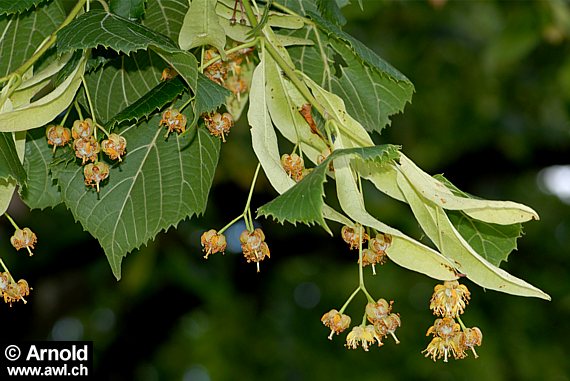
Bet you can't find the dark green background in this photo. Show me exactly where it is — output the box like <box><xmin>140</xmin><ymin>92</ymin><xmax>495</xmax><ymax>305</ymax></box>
<box><xmin>1</xmin><ymin>1</ymin><xmax>569</xmax><ymax>380</ymax></box>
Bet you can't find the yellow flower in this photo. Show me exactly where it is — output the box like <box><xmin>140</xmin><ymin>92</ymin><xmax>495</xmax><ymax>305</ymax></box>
<box><xmin>429</xmin><ymin>280</ymin><xmax>470</xmax><ymax>317</ymax></box>
<box><xmin>345</xmin><ymin>325</ymin><xmax>381</xmax><ymax>351</ymax></box>
<box><xmin>10</xmin><ymin>227</ymin><xmax>37</xmax><ymax>256</ymax></box>
<box><xmin>423</xmin><ymin>317</ymin><xmax>465</xmax><ymax>362</ymax></box>
<box><xmin>321</xmin><ymin>309</ymin><xmax>351</xmax><ymax>339</ymax></box>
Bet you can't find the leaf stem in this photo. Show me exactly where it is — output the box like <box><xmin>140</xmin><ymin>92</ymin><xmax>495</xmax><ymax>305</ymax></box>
<box><xmin>3</xmin><ymin>213</ymin><xmax>20</xmax><ymax>230</ymax></box>
<box><xmin>218</xmin><ymin>162</ymin><xmax>261</xmax><ymax>234</ymax></box>
<box><xmin>457</xmin><ymin>315</ymin><xmax>468</xmax><ymax>331</ymax></box>
<box><xmin>244</xmin><ymin>162</ymin><xmax>261</xmax><ymax>215</ymax></box>
<box><xmin>339</xmin><ymin>286</ymin><xmax>360</xmax><ymax>314</ymax></box>
<box><xmin>0</xmin><ymin>258</ymin><xmax>17</xmax><ymax>285</ymax></box>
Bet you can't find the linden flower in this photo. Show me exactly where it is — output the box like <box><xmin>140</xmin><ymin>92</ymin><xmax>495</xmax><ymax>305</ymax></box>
<box><xmin>101</xmin><ymin>133</ymin><xmax>127</xmax><ymax>161</ymax></box>
<box><xmin>374</xmin><ymin>313</ymin><xmax>401</xmax><ymax>344</ymax></box>
<box><xmin>460</xmin><ymin>327</ymin><xmax>483</xmax><ymax>358</ymax></box>
<box><xmin>84</xmin><ymin>162</ymin><xmax>110</xmax><ymax>192</ymax></box>
<box><xmin>2</xmin><ymin>277</ymin><xmax>31</xmax><ymax>306</ymax></box>
<box><xmin>160</xmin><ymin>109</ymin><xmax>187</xmax><ymax>136</ymax></box>
<box><xmin>74</xmin><ymin>136</ymin><xmax>100</xmax><ymax>165</ymax></box>
<box><xmin>281</xmin><ymin>153</ymin><xmax>305</xmax><ymax>182</ymax></box>
<box><xmin>240</xmin><ymin>229</ymin><xmax>270</xmax><ymax>272</ymax></box>
<box><xmin>46</xmin><ymin>125</ymin><xmax>72</xmax><ymax>152</ymax></box>
<box><xmin>345</xmin><ymin>325</ymin><xmax>383</xmax><ymax>351</ymax></box>
<box><xmin>204</xmin><ymin>49</ymin><xmax>228</xmax><ymax>85</ymax></box>
<box><xmin>10</xmin><ymin>227</ymin><xmax>37</xmax><ymax>256</ymax></box>
<box><xmin>423</xmin><ymin>317</ymin><xmax>463</xmax><ymax>362</ymax></box>
<box><xmin>204</xmin><ymin>112</ymin><xmax>234</xmax><ymax>142</ymax></box>
<box><xmin>71</xmin><ymin>118</ymin><xmax>95</xmax><ymax>140</ymax></box>
<box><xmin>341</xmin><ymin>225</ymin><xmax>368</xmax><ymax>250</ymax></box>
<box><xmin>321</xmin><ymin>309</ymin><xmax>351</xmax><ymax>339</ymax></box>
<box><xmin>161</xmin><ymin>67</ymin><xmax>177</xmax><ymax>81</ymax></box>
<box><xmin>226</xmin><ymin>76</ymin><xmax>248</xmax><ymax>102</ymax></box>
<box><xmin>366</xmin><ymin>298</ymin><xmax>392</xmax><ymax>323</ymax></box>
<box><xmin>200</xmin><ymin>229</ymin><xmax>227</xmax><ymax>259</ymax></box>
<box><xmin>430</xmin><ymin>280</ymin><xmax>471</xmax><ymax>318</ymax></box>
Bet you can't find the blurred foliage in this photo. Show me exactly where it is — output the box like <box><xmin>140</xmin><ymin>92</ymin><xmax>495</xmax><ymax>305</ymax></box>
<box><xmin>1</xmin><ymin>1</ymin><xmax>570</xmax><ymax>380</ymax></box>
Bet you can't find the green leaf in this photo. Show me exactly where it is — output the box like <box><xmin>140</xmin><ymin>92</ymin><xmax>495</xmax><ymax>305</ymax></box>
<box><xmin>0</xmin><ymin>56</ymin><xmax>86</xmax><ymax>132</ymax></box>
<box><xmin>308</xmin><ymin>12</ymin><xmax>414</xmax><ymax>133</ymax></box>
<box><xmin>395</xmin><ymin>170</ymin><xmax>549</xmax><ymax>299</ymax></box>
<box><xmin>105</xmin><ymin>77</ymin><xmax>186</xmax><ymax>129</ymax></box>
<box><xmin>448</xmin><ymin>211</ymin><xmax>521</xmax><ymax>267</ymax></box>
<box><xmin>330</xmin><ymin>41</ymin><xmax>414</xmax><ymax>133</ymax></box>
<box><xmin>178</xmin><ymin>0</ymin><xmax>226</xmax><ymax>58</ymax></box>
<box><xmin>110</xmin><ymin>0</ymin><xmax>147</xmax><ymax>20</ymax></box>
<box><xmin>82</xmin><ymin>51</ymin><xmax>162</xmax><ymax>124</ymax></box>
<box><xmin>142</xmin><ymin>0</ymin><xmax>188</xmax><ymax>42</ymax></box>
<box><xmin>0</xmin><ymin>0</ymin><xmax>65</xmax><ymax>76</ymax></box>
<box><xmin>316</xmin><ymin>0</ymin><xmax>346</xmax><ymax>26</ymax></box>
<box><xmin>0</xmin><ymin>132</ymin><xmax>26</xmax><ymax>184</ymax></box>
<box><xmin>258</xmin><ymin>145</ymin><xmax>399</xmax><ymax>229</ymax></box>
<box><xmin>0</xmin><ymin>0</ymin><xmax>51</xmax><ymax>15</ymax></box>
<box><xmin>0</xmin><ymin>131</ymin><xmax>25</xmax><ymax>215</ymax></box>
<box><xmin>54</xmin><ymin>118</ymin><xmax>220</xmax><ymax>279</ymax></box>
<box><xmin>57</xmin><ymin>9</ymin><xmax>178</xmax><ymax>55</ymax></box>
<box><xmin>153</xmin><ymin>49</ymin><xmax>198</xmax><ymax>91</ymax></box>
<box><xmin>19</xmin><ymin>128</ymin><xmax>62</xmax><ymax>209</ymax></box>
<box><xmin>195</xmin><ymin>74</ymin><xmax>230</xmax><ymax>116</ymax></box>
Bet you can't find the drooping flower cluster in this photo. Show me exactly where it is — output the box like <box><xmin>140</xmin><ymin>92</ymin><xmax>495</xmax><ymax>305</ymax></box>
<box><xmin>240</xmin><ymin>228</ymin><xmax>270</xmax><ymax>272</ymax></box>
<box><xmin>200</xmin><ymin>229</ymin><xmax>227</xmax><ymax>259</ymax></box>
<box><xmin>203</xmin><ymin>112</ymin><xmax>234</xmax><ymax>142</ymax></box>
<box><xmin>423</xmin><ymin>281</ymin><xmax>482</xmax><ymax>362</ymax></box>
<box><xmin>366</xmin><ymin>298</ymin><xmax>401</xmax><ymax>345</ymax></box>
<box><xmin>10</xmin><ymin>227</ymin><xmax>37</xmax><ymax>256</ymax></box>
<box><xmin>72</xmin><ymin>119</ymin><xmax>99</xmax><ymax>165</ymax></box>
<box><xmin>0</xmin><ymin>272</ymin><xmax>31</xmax><ymax>306</ymax></box>
<box><xmin>48</xmin><ymin>117</ymin><xmax>124</xmax><ymax>193</ymax></box>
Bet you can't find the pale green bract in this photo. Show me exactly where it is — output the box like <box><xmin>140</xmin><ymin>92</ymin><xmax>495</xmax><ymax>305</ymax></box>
<box><xmin>179</xmin><ymin>0</ymin><xmax>227</xmax><ymax>59</ymax></box>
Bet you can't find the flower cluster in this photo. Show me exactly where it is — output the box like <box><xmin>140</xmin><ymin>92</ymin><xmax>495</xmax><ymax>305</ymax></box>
<box><xmin>366</xmin><ymin>298</ymin><xmax>401</xmax><ymax>344</ymax></box>
<box><xmin>0</xmin><ymin>272</ymin><xmax>31</xmax><ymax>306</ymax></box>
<box><xmin>423</xmin><ymin>281</ymin><xmax>482</xmax><ymax>362</ymax></box>
<box><xmin>10</xmin><ymin>227</ymin><xmax>37</xmax><ymax>256</ymax></box>
<box><xmin>321</xmin><ymin>298</ymin><xmax>401</xmax><ymax>351</ymax></box>
<box><xmin>240</xmin><ymin>228</ymin><xmax>270</xmax><ymax>272</ymax></box>
<box><xmin>203</xmin><ymin>112</ymin><xmax>234</xmax><ymax>142</ymax></box>
<box><xmin>47</xmin><ymin>117</ymin><xmax>126</xmax><ymax>193</ymax></box>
